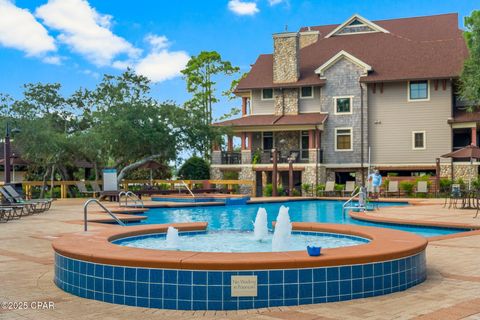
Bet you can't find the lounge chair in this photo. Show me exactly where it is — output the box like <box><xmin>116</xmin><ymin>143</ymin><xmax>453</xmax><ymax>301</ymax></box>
<box><xmin>75</xmin><ymin>181</ymin><xmax>96</xmax><ymax>197</ymax></box>
<box><xmin>385</xmin><ymin>181</ymin><xmax>399</xmax><ymax>197</ymax></box>
<box><xmin>3</xmin><ymin>185</ymin><xmax>52</xmax><ymax>210</ymax></box>
<box><xmin>342</xmin><ymin>181</ymin><xmax>356</xmax><ymax>197</ymax></box>
<box><xmin>324</xmin><ymin>181</ymin><xmax>336</xmax><ymax>196</ymax></box>
<box><xmin>0</xmin><ymin>187</ymin><xmax>42</xmax><ymax>214</ymax></box>
<box><xmin>90</xmin><ymin>181</ymin><xmax>102</xmax><ymax>197</ymax></box>
<box><xmin>415</xmin><ymin>181</ymin><xmax>429</xmax><ymax>197</ymax></box>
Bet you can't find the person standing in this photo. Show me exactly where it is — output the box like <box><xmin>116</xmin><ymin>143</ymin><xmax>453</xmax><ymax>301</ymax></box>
<box><xmin>368</xmin><ymin>170</ymin><xmax>382</xmax><ymax>198</ymax></box>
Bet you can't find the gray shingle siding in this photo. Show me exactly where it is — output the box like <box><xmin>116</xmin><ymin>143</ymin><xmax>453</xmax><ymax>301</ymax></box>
<box><xmin>320</xmin><ymin>59</ymin><xmax>368</xmax><ymax>165</ymax></box>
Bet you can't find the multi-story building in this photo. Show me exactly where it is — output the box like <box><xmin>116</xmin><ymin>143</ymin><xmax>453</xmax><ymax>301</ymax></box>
<box><xmin>212</xmin><ymin>13</ymin><xmax>474</xmax><ymax>195</ymax></box>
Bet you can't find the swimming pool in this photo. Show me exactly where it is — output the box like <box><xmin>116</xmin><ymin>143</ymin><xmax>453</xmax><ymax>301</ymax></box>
<box><xmin>134</xmin><ymin>200</ymin><xmax>467</xmax><ymax>238</ymax></box>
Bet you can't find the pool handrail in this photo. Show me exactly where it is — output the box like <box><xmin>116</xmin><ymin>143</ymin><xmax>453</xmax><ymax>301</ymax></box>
<box><xmin>83</xmin><ymin>198</ymin><xmax>126</xmax><ymax>231</ymax></box>
<box><xmin>181</xmin><ymin>180</ymin><xmax>196</xmax><ymax>198</ymax></box>
<box><xmin>118</xmin><ymin>191</ymin><xmax>144</xmax><ymax>208</ymax></box>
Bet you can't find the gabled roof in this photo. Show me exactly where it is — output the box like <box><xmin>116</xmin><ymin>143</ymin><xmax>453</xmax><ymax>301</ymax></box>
<box><xmin>324</xmin><ymin>14</ymin><xmax>390</xmax><ymax>38</ymax></box>
<box><xmin>236</xmin><ymin>13</ymin><xmax>468</xmax><ymax>91</ymax></box>
<box><xmin>314</xmin><ymin>50</ymin><xmax>372</xmax><ymax>77</ymax></box>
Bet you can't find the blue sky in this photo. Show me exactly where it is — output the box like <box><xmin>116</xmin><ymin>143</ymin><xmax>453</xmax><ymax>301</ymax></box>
<box><xmin>0</xmin><ymin>0</ymin><xmax>478</xmax><ymax>119</ymax></box>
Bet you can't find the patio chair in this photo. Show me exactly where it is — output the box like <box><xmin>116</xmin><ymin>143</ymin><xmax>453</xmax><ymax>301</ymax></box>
<box><xmin>3</xmin><ymin>185</ymin><xmax>52</xmax><ymax>210</ymax></box>
<box><xmin>444</xmin><ymin>184</ymin><xmax>462</xmax><ymax>209</ymax></box>
<box><xmin>415</xmin><ymin>181</ymin><xmax>429</xmax><ymax>197</ymax></box>
<box><xmin>75</xmin><ymin>181</ymin><xmax>96</xmax><ymax>197</ymax></box>
<box><xmin>385</xmin><ymin>181</ymin><xmax>400</xmax><ymax>197</ymax></box>
<box><xmin>324</xmin><ymin>181</ymin><xmax>336</xmax><ymax>196</ymax></box>
<box><xmin>342</xmin><ymin>181</ymin><xmax>356</xmax><ymax>197</ymax></box>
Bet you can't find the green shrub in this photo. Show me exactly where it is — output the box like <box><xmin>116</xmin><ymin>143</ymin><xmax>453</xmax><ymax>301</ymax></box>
<box><xmin>387</xmin><ymin>172</ymin><xmax>399</xmax><ymax>177</ymax></box>
<box><xmin>291</xmin><ymin>189</ymin><xmax>301</xmax><ymax>196</ymax></box>
<box><xmin>472</xmin><ymin>176</ymin><xmax>480</xmax><ymax>190</ymax></box>
<box><xmin>439</xmin><ymin>178</ymin><xmax>453</xmax><ymax>192</ymax></box>
<box><xmin>399</xmin><ymin>181</ymin><xmax>415</xmax><ymax>196</ymax></box>
<box><xmin>456</xmin><ymin>178</ymin><xmax>466</xmax><ymax>190</ymax></box>
<box><xmin>316</xmin><ymin>184</ymin><xmax>325</xmax><ymax>196</ymax></box>
<box><xmin>251</xmin><ymin>150</ymin><xmax>261</xmax><ymax>165</ymax></box>
<box><xmin>334</xmin><ymin>184</ymin><xmax>345</xmax><ymax>191</ymax></box>
<box><xmin>263</xmin><ymin>184</ymin><xmax>273</xmax><ymax>196</ymax></box>
<box><xmin>178</xmin><ymin>156</ymin><xmax>210</xmax><ymax>180</ymax></box>
<box><xmin>302</xmin><ymin>183</ymin><xmax>312</xmax><ymax>196</ymax></box>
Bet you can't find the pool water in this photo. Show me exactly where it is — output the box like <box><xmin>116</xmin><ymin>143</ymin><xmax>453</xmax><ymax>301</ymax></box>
<box><xmin>134</xmin><ymin>200</ymin><xmax>468</xmax><ymax>238</ymax></box>
<box><xmin>114</xmin><ymin>230</ymin><xmax>369</xmax><ymax>253</ymax></box>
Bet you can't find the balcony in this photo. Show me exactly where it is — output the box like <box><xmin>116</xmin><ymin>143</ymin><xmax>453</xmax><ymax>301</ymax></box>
<box><xmin>220</xmin><ymin>151</ymin><xmax>241</xmax><ymax>164</ymax></box>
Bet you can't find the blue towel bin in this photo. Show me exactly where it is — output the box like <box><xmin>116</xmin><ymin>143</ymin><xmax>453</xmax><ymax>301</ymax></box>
<box><xmin>307</xmin><ymin>246</ymin><xmax>321</xmax><ymax>256</ymax></box>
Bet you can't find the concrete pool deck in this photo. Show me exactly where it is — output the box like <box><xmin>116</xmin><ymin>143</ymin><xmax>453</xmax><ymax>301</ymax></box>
<box><xmin>2</xmin><ymin>198</ymin><xmax>480</xmax><ymax>319</ymax></box>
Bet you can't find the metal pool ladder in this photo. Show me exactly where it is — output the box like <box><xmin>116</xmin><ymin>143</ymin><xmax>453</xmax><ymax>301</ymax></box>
<box><xmin>83</xmin><ymin>198</ymin><xmax>126</xmax><ymax>231</ymax></box>
<box><xmin>342</xmin><ymin>187</ymin><xmax>366</xmax><ymax>217</ymax></box>
<box><xmin>118</xmin><ymin>191</ymin><xmax>144</xmax><ymax>208</ymax></box>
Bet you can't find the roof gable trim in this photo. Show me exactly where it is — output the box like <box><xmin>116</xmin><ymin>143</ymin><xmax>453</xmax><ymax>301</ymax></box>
<box><xmin>324</xmin><ymin>14</ymin><xmax>390</xmax><ymax>38</ymax></box>
<box><xmin>314</xmin><ymin>50</ymin><xmax>372</xmax><ymax>77</ymax></box>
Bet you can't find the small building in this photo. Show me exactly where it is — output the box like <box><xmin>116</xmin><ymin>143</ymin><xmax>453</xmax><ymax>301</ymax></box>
<box><xmin>213</xmin><ymin>13</ymin><xmax>475</xmax><ymax>195</ymax></box>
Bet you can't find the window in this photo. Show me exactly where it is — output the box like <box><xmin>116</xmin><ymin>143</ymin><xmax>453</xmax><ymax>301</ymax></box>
<box><xmin>263</xmin><ymin>132</ymin><xmax>273</xmax><ymax>150</ymax></box>
<box><xmin>300</xmin><ymin>86</ymin><xmax>313</xmax><ymax>99</ymax></box>
<box><xmin>301</xmin><ymin>131</ymin><xmax>309</xmax><ymax>159</ymax></box>
<box><xmin>261</xmin><ymin>88</ymin><xmax>273</xmax><ymax>100</ymax></box>
<box><xmin>334</xmin><ymin>97</ymin><xmax>352</xmax><ymax>114</ymax></box>
<box><xmin>335</xmin><ymin>128</ymin><xmax>352</xmax><ymax>151</ymax></box>
<box><xmin>409</xmin><ymin>81</ymin><xmax>429</xmax><ymax>101</ymax></box>
<box><xmin>412</xmin><ymin>131</ymin><xmax>426</xmax><ymax>150</ymax></box>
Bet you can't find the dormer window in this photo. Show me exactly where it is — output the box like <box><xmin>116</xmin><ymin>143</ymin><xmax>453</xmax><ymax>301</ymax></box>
<box><xmin>325</xmin><ymin>14</ymin><xmax>390</xmax><ymax>38</ymax></box>
<box><xmin>261</xmin><ymin>88</ymin><xmax>274</xmax><ymax>100</ymax></box>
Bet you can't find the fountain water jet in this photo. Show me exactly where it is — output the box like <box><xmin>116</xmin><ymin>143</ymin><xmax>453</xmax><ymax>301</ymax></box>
<box><xmin>166</xmin><ymin>226</ymin><xmax>180</xmax><ymax>249</ymax></box>
<box><xmin>272</xmin><ymin>205</ymin><xmax>292</xmax><ymax>251</ymax></box>
<box><xmin>253</xmin><ymin>208</ymin><xmax>268</xmax><ymax>241</ymax></box>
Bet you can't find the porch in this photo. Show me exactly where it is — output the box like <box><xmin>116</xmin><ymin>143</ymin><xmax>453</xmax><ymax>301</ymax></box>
<box><xmin>213</xmin><ymin>130</ymin><xmax>324</xmax><ymax>165</ymax></box>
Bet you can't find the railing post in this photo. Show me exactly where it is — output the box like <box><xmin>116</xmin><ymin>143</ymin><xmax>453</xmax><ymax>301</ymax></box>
<box><xmin>61</xmin><ymin>184</ymin><xmax>67</xmax><ymax>198</ymax></box>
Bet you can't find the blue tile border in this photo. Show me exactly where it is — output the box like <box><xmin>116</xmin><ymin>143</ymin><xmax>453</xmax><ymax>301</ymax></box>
<box><xmin>54</xmin><ymin>250</ymin><xmax>427</xmax><ymax>311</ymax></box>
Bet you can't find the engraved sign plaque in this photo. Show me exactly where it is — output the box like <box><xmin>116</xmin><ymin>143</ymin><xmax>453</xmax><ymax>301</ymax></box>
<box><xmin>231</xmin><ymin>275</ymin><xmax>258</xmax><ymax>297</ymax></box>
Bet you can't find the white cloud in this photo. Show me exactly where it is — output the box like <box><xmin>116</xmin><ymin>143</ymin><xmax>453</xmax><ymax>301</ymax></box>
<box><xmin>35</xmin><ymin>0</ymin><xmax>140</xmax><ymax>66</ymax></box>
<box><xmin>268</xmin><ymin>0</ymin><xmax>283</xmax><ymax>5</ymax></box>
<box><xmin>42</xmin><ymin>55</ymin><xmax>62</xmax><ymax>65</ymax></box>
<box><xmin>0</xmin><ymin>0</ymin><xmax>56</xmax><ymax>56</ymax></box>
<box><xmin>228</xmin><ymin>0</ymin><xmax>259</xmax><ymax>16</ymax></box>
<box><xmin>113</xmin><ymin>35</ymin><xmax>190</xmax><ymax>83</ymax></box>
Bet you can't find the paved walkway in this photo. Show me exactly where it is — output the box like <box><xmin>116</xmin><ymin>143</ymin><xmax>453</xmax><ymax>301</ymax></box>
<box><xmin>1</xmin><ymin>198</ymin><xmax>480</xmax><ymax>319</ymax></box>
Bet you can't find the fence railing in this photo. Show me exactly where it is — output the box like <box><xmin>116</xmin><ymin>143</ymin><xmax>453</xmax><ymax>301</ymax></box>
<box><xmin>18</xmin><ymin>179</ymin><xmax>255</xmax><ymax>199</ymax></box>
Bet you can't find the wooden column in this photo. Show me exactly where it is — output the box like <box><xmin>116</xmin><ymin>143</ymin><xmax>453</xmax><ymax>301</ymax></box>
<box><xmin>242</xmin><ymin>97</ymin><xmax>248</xmax><ymax>116</ymax></box>
<box><xmin>308</xmin><ymin>130</ymin><xmax>315</xmax><ymax>149</ymax></box>
<box><xmin>241</xmin><ymin>133</ymin><xmax>246</xmax><ymax>150</ymax></box>
<box><xmin>288</xmin><ymin>159</ymin><xmax>294</xmax><ymax>196</ymax></box>
<box><xmin>227</xmin><ymin>135</ymin><xmax>233</xmax><ymax>151</ymax></box>
<box><xmin>272</xmin><ymin>148</ymin><xmax>278</xmax><ymax>197</ymax></box>
<box><xmin>472</xmin><ymin>127</ymin><xmax>477</xmax><ymax>146</ymax></box>
<box><xmin>247</xmin><ymin>132</ymin><xmax>253</xmax><ymax>150</ymax></box>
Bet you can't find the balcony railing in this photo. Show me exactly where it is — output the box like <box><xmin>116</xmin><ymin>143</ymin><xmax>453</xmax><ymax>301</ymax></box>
<box><xmin>252</xmin><ymin>149</ymin><xmax>323</xmax><ymax>164</ymax></box>
<box><xmin>220</xmin><ymin>151</ymin><xmax>241</xmax><ymax>164</ymax></box>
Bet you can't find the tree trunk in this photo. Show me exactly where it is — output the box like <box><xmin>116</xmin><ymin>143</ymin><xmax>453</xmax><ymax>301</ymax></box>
<box><xmin>117</xmin><ymin>154</ymin><xmax>164</xmax><ymax>183</ymax></box>
<box><xmin>50</xmin><ymin>164</ymin><xmax>56</xmax><ymax>198</ymax></box>
<box><xmin>40</xmin><ymin>166</ymin><xmax>50</xmax><ymax>199</ymax></box>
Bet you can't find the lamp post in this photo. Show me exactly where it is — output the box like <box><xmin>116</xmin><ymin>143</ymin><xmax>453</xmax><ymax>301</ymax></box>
<box><xmin>3</xmin><ymin>123</ymin><xmax>20</xmax><ymax>184</ymax></box>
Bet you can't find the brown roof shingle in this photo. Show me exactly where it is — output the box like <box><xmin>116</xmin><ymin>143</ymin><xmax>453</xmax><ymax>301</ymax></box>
<box><xmin>213</xmin><ymin>113</ymin><xmax>327</xmax><ymax>127</ymax></box>
<box><xmin>237</xmin><ymin>13</ymin><xmax>468</xmax><ymax>91</ymax></box>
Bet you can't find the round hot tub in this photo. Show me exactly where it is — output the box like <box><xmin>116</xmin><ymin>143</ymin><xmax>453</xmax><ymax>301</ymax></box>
<box><xmin>113</xmin><ymin>230</ymin><xmax>370</xmax><ymax>252</ymax></box>
<box><xmin>53</xmin><ymin>222</ymin><xmax>427</xmax><ymax>310</ymax></box>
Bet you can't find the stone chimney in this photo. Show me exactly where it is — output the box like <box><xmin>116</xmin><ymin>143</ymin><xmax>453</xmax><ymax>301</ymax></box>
<box><xmin>299</xmin><ymin>29</ymin><xmax>319</xmax><ymax>48</ymax></box>
<box><xmin>273</xmin><ymin>32</ymin><xmax>299</xmax><ymax>84</ymax></box>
